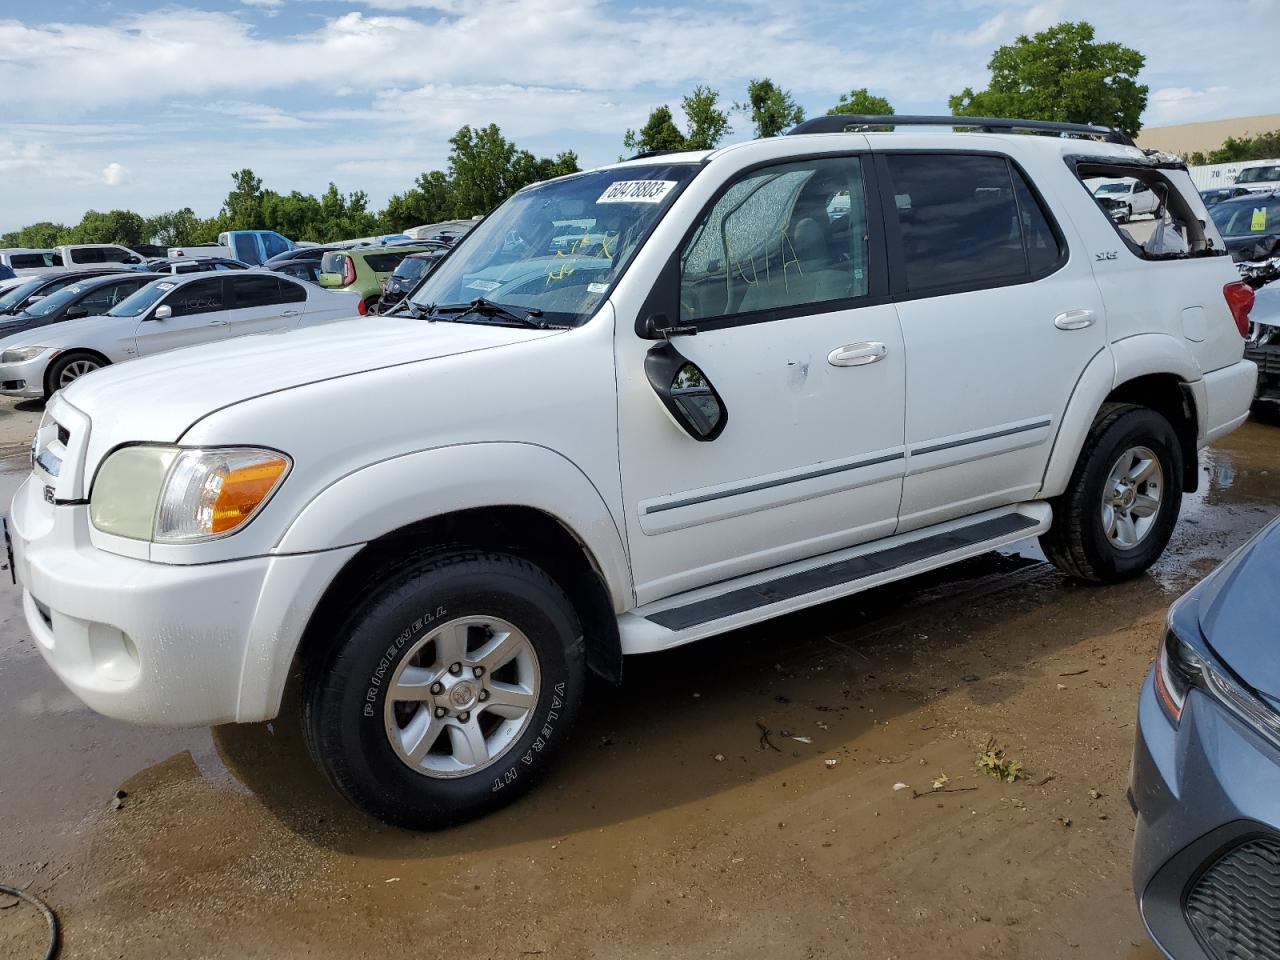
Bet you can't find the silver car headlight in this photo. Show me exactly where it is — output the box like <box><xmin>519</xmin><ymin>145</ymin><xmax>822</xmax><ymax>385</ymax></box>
<box><xmin>90</xmin><ymin>445</ymin><xmax>291</xmax><ymax>542</ymax></box>
<box><xmin>2</xmin><ymin>346</ymin><xmax>48</xmax><ymax>363</ymax></box>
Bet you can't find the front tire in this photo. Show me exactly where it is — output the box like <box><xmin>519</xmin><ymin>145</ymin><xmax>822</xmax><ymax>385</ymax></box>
<box><xmin>303</xmin><ymin>551</ymin><xmax>585</xmax><ymax>828</ymax></box>
<box><xmin>45</xmin><ymin>351</ymin><xmax>105</xmax><ymax>397</ymax></box>
<box><xmin>1040</xmin><ymin>403</ymin><xmax>1182</xmax><ymax>583</ymax></box>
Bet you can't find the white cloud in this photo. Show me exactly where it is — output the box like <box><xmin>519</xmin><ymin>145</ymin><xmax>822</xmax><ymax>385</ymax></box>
<box><xmin>101</xmin><ymin>162</ymin><xmax>127</xmax><ymax>186</ymax></box>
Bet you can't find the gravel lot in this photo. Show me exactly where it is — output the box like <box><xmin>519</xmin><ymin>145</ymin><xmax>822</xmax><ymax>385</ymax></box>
<box><xmin>1</xmin><ymin>399</ymin><xmax>1277</xmax><ymax>960</ymax></box>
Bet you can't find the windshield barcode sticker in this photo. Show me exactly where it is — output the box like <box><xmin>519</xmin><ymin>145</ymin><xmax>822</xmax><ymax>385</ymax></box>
<box><xmin>465</xmin><ymin>279</ymin><xmax>500</xmax><ymax>292</ymax></box>
<box><xmin>597</xmin><ymin>180</ymin><xmax>676</xmax><ymax>204</ymax></box>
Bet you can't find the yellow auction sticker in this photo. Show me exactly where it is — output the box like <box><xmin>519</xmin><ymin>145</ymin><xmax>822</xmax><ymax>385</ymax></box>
<box><xmin>1252</xmin><ymin>207</ymin><xmax>1268</xmax><ymax>231</ymax></box>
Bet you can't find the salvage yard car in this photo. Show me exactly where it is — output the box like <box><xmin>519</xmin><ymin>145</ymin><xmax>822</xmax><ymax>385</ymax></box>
<box><xmin>1212</xmin><ymin>190</ymin><xmax>1280</xmax><ymax>287</ymax></box>
<box><xmin>1094</xmin><ymin>177</ymin><xmax>1160</xmax><ymax>222</ymax></box>
<box><xmin>1131</xmin><ymin>511</ymin><xmax>1280</xmax><ymax>959</ymax></box>
<box><xmin>9</xmin><ymin>115</ymin><xmax>1257</xmax><ymax>829</ymax></box>
<box><xmin>317</xmin><ymin>243</ymin><xmax>440</xmax><ymax>312</ymax></box>
<box><xmin>0</xmin><ymin>270</ymin><xmax>362</xmax><ymax>398</ymax></box>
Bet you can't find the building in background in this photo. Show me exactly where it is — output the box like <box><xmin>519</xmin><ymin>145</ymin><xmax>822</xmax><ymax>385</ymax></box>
<box><xmin>1137</xmin><ymin>114</ymin><xmax>1280</xmax><ymax>189</ymax></box>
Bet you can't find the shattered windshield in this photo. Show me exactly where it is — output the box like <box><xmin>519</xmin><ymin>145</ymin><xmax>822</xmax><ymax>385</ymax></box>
<box><xmin>409</xmin><ymin>164</ymin><xmax>697</xmax><ymax>326</ymax></box>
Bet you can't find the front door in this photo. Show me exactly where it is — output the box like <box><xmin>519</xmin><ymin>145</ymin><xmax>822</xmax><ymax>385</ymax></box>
<box><xmin>616</xmin><ymin>154</ymin><xmax>907</xmax><ymax>604</ymax></box>
<box><xmin>136</xmin><ymin>277</ymin><xmax>231</xmax><ymax>356</ymax></box>
<box><xmin>876</xmin><ymin>151</ymin><xmax>1107</xmax><ymax>532</ymax></box>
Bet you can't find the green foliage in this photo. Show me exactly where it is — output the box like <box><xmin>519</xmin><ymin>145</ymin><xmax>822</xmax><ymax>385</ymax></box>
<box><xmin>682</xmin><ymin>85</ymin><xmax>732</xmax><ymax>150</ymax></box>
<box><xmin>0</xmin><ymin>221</ymin><xmax>67</xmax><ymax>248</ymax></box>
<box><xmin>624</xmin><ymin>105</ymin><xmax>688</xmax><ymax>155</ymax></box>
<box><xmin>143</xmin><ymin>207</ymin><xmax>202</xmax><ymax>246</ymax></box>
<box><xmin>949</xmin><ymin>21</ymin><xmax>1147</xmax><ymax>137</ymax></box>
<box><xmin>976</xmin><ymin>741</ymin><xmax>1023</xmax><ymax>783</ymax></box>
<box><xmin>447</xmin><ymin>125</ymin><xmax>581</xmax><ymax>218</ymax></box>
<box><xmin>1188</xmin><ymin>129</ymin><xmax>1280</xmax><ymax>166</ymax></box>
<box><xmin>830</xmin><ymin>88</ymin><xmax>895</xmax><ymax>117</ymax></box>
<box><xmin>738</xmin><ymin>78</ymin><xmax>805</xmax><ymax>138</ymax></box>
<box><xmin>624</xmin><ymin>87</ymin><xmax>731</xmax><ymax>155</ymax></box>
<box><xmin>60</xmin><ymin>209</ymin><xmax>149</xmax><ymax>246</ymax></box>
<box><xmin>380</xmin><ymin>170</ymin><xmax>457</xmax><ymax>233</ymax></box>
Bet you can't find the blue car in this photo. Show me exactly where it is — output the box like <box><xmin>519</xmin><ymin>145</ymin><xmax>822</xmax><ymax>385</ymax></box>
<box><xmin>1131</xmin><ymin>512</ymin><xmax>1280</xmax><ymax>958</ymax></box>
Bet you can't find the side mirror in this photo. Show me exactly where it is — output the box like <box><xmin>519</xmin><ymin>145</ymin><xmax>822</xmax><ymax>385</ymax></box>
<box><xmin>644</xmin><ymin>340</ymin><xmax>727</xmax><ymax>442</ymax></box>
<box><xmin>65</xmin><ymin>306</ymin><xmax>89</xmax><ymax>320</ymax></box>
<box><xmin>153</xmin><ymin>304</ymin><xmax>172</xmax><ymax>321</ymax></box>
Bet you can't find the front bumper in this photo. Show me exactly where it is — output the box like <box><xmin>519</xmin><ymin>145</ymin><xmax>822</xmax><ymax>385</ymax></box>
<box><xmin>0</xmin><ymin>353</ymin><xmax>53</xmax><ymax>398</ymax></box>
<box><xmin>9</xmin><ymin>472</ymin><xmax>360</xmax><ymax>726</ymax></box>
<box><xmin>1131</xmin><ymin>669</ymin><xmax>1280</xmax><ymax>958</ymax></box>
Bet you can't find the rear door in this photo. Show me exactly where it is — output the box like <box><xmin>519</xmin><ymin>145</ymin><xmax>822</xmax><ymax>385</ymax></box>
<box><xmin>878</xmin><ymin>151</ymin><xmax>1105</xmax><ymax>533</ymax></box>
<box><xmin>227</xmin><ymin>231</ymin><xmax>264</xmax><ymax>266</ymax></box>
<box><xmin>135</xmin><ymin>277</ymin><xmax>231</xmax><ymax>355</ymax></box>
<box><xmin>224</xmin><ymin>274</ymin><xmax>302</xmax><ymax>335</ymax></box>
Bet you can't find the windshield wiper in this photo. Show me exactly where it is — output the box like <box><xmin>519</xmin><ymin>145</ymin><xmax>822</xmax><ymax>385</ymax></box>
<box><xmin>422</xmin><ymin>298</ymin><xmax>560</xmax><ymax>329</ymax></box>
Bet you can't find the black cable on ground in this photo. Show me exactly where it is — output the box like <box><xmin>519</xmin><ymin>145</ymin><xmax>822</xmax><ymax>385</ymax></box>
<box><xmin>0</xmin><ymin>882</ymin><xmax>59</xmax><ymax>960</ymax></box>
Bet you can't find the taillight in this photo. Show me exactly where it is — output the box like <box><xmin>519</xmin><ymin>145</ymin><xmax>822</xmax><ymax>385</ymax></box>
<box><xmin>342</xmin><ymin>256</ymin><xmax>356</xmax><ymax>287</ymax></box>
<box><xmin>356</xmin><ymin>297</ymin><xmax>368</xmax><ymax>316</ymax></box>
<box><xmin>1223</xmin><ymin>281</ymin><xmax>1255</xmax><ymax>337</ymax></box>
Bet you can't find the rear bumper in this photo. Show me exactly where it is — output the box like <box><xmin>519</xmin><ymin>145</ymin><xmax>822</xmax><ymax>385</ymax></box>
<box><xmin>1196</xmin><ymin>359</ymin><xmax>1257</xmax><ymax>445</ymax></box>
<box><xmin>1131</xmin><ymin>670</ymin><xmax>1280</xmax><ymax>959</ymax></box>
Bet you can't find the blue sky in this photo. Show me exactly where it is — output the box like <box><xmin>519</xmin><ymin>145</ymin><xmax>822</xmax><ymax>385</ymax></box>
<box><xmin>1</xmin><ymin>0</ymin><xmax>1276</xmax><ymax>232</ymax></box>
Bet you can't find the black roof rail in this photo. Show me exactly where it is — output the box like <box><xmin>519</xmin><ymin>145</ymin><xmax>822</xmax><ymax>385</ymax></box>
<box><xmin>787</xmin><ymin>114</ymin><xmax>1135</xmax><ymax>147</ymax></box>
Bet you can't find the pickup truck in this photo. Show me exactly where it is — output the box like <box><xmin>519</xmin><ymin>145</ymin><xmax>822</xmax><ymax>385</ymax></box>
<box><xmin>168</xmin><ymin>230</ymin><xmax>294</xmax><ymax>267</ymax></box>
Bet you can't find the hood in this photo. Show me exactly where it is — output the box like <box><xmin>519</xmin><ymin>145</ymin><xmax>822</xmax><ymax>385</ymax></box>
<box><xmin>1197</xmin><ymin>514</ymin><xmax>1280</xmax><ymax>701</ymax></box>
<box><xmin>60</xmin><ymin>315</ymin><xmax>560</xmax><ymax>463</ymax></box>
<box><xmin>0</xmin><ymin>311</ymin><xmax>69</xmax><ymax>341</ymax></box>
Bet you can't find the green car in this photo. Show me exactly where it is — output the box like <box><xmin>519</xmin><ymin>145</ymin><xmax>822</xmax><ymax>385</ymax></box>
<box><xmin>318</xmin><ymin>245</ymin><xmax>442</xmax><ymax>311</ymax></box>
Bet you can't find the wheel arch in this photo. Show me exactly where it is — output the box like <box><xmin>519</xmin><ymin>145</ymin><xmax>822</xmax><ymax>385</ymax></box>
<box><xmin>44</xmin><ymin>348</ymin><xmax>111</xmax><ymax>397</ymax></box>
<box><xmin>276</xmin><ymin>443</ymin><xmax>633</xmax><ymax>689</ymax></box>
<box><xmin>1040</xmin><ymin>338</ymin><xmax>1202</xmax><ymax>498</ymax></box>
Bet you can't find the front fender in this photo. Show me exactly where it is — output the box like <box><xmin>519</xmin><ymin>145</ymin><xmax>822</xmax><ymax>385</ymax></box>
<box><xmin>274</xmin><ymin>441</ymin><xmax>634</xmax><ymax>611</ymax></box>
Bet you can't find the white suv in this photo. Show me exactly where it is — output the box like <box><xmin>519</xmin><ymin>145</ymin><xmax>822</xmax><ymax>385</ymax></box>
<box><xmin>9</xmin><ymin>116</ymin><xmax>1258</xmax><ymax>827</ymax></box>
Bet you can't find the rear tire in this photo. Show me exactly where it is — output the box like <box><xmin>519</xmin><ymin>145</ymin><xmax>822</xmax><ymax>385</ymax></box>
<box><xmin>1040</xmin><ymin>403</ymin><xmax>1182</xmax><ymax>583</ymax></box>
<box><xmin>303</xmin><ymin>551</ymin><xmax>585</xmax><ymax>828</ymax></box>
<box><xmin>363</xmin><ymin>296</ymin><xmax>382</xmax><ymax>315</ymax></box>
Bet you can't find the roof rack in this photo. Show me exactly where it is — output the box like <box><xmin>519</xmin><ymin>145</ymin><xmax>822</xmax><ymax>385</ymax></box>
<box><xmin>787</xmin><ymin>114</ymin><xmax>1135</xmax><ymax>147</ymax></box>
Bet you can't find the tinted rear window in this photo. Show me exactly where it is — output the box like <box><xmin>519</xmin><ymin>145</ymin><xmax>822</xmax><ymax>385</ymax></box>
<box><xmin>9</xmin><ymin>253</ymin><xmax>56</xmax><ymax>269</ymax></box>
<box><xmin>364</xmin><ymin>252</ymin><xmax>408</xmax><ymax>273</ymax></box>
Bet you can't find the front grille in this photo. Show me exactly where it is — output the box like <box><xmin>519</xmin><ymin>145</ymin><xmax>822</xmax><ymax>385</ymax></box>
<box><xmin>1186</xmin><ymin>837</ymin><xmax>1280</xmax><ymax>960</ymax></box>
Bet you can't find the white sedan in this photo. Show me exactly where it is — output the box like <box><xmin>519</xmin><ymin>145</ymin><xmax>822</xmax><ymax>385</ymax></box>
<box><xmin>0</xmin><ymin>270</ymin><xmax>364</xmax><ymax>399</ymax></box>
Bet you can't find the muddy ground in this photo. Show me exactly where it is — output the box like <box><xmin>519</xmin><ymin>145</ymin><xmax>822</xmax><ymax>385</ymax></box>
<box><xmin>1</xmin><ymin>404</ymin><xmax>1277</xmax><ymax>960</ymax></box>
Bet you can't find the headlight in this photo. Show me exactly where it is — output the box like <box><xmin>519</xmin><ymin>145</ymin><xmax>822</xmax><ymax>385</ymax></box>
<box><xmin>90</xmin><ymin>445</ymin><xmax>290</xmax><ymax>543</ymax></box>
<box><xmin>2</xmin><ymin>346</ymin><xmax>47</xmax><ymax>363</ymax></box>
<box><xmin>1155</xmin><ymin>604</ymin><xmax>1280</xmax><ymax>750</ymax></box>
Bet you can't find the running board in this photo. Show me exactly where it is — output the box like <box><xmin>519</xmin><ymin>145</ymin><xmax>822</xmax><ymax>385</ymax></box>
<box><xmin>619</xmin><ymin>504</ymin><xmax>1051</xmax><ymax>654</ymax></box>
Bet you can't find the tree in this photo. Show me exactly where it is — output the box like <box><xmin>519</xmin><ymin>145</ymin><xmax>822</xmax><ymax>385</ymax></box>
<box><xmin>624</xmin><ymin>105</ymin><xmax>688</xmax><ymax>155</ymax></box>
<box><xmin>682</xmin><ymin>85</ymin><xmax>732</xmax><ymax>150</ymax></box>
<box><xmin>381</xmin><ymin>170</ymin><xmax>457</xmax><ymax>231</ymax></box>
<box><xmin>222</xmin><ymin>168</ymin><xmax>266</xmax><ymax>229</ymax></box>
<box><xmin>0</xmin><ymin>221</ymin><xmax>66</xmax><ymax>248</ymax></box>
<box><xmin>1188</xmin><ymin>129</ymin><xmax>1280</xmax><ymax>166</ymax></box>
<box><xmin>448</xmin><ymin>124</ymin><xmax>525</xmax><ymax>217</ymax></box>
<box><xmin>738</xmin><ymin>78</ymin><xmax>805</xmax><ymax>138</ymax></box>
<box><xmin>948</xmin><ymin>21</ymin><xmax>1147</xmax><ymax>137</ymax></box>
<box><xmin>144</xmin><ymin>208</ymin><xmax>202</xmax><ymax>246</ymax></box>
<box><xmin>830</xmin><ymin>88</ymin><xmax>895</xmax><ymax>117</ymax></box>
<box><xmin>624</xmin><ymin>88</ymin><xmax>732</xmax><ymax>155</ymax></box>
<box><xmin>62</xmin><ymin>209</ymin><xmax>149</xmax><ymax>246</ymax></box>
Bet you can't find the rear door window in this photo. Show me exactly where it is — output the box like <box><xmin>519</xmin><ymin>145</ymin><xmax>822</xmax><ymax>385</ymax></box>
<box><xmin>70</xmin><ymin>247</ymin><xmax>106</xmax><ymax>264</ymax></box>
<box><xmin>883</xmin><ymin>154</ymin><xmax>1061</xmax><ymax>293</ymax></box>
<box><xmin>278</xmin><ymin>278</ymin><xmax>306</xmax><ymax>303</ymax></box>
<box><xmin>230</xmin><ymin>274</ymin><xmax>284</xmax><ymax>308</ymax></box>
<box><xmin>9</xmin><ymin>253</ymin><xmax>57</xmax><ymax>269</ymax></box>
<box><xmin>232</xmin><ymin>234</ymin><xmax>261</xmax><ymax>264</ymax></box>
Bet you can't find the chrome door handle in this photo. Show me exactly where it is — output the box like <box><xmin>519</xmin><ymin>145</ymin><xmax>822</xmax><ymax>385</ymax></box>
<box><xmin>828</xmin><ymin>341</ymin><xmax>887</xmax><ymax>367</ymax></box>
<box><xmin>1054</xmin><ymin>308</ymin><xmax>1096</xmax><ymax>330</ymax></box>
<box><xmin>207</xmin><ymin>319</ymin><xmax>228</xmax><ymax>326</ymax></box>
<box><xmin>281</xmin><ymin>309</ymin><xmax>301</xmax><ymax>317</ymax></box>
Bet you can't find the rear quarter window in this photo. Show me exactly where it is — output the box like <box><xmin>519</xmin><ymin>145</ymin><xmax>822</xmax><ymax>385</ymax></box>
<box><xmin>364</xmin><ymin>252</ymin><xmax>408</xmax><ymax>273</ymax></box>
<box><xmin>1075</xmin><ymin>162</ymin><xmax>1219</xmax><ymax>260</ymax></box>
